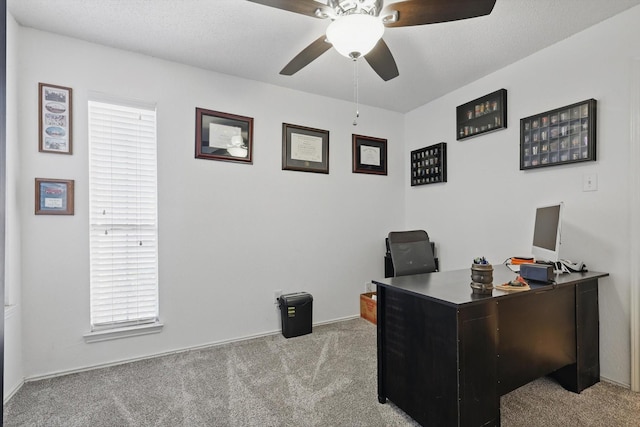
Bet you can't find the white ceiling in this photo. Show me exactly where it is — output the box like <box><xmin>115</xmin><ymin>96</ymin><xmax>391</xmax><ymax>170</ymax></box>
<box><xmin>8</xmin><ymin>0</ymin><xmax>640</xmax><ymax>113</ymax></box>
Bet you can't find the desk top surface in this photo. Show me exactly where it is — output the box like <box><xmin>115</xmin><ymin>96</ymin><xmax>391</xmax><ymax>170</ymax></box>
<box><xmin>372</xmin><ymin>265</ymin><xmax>609</xmax><ymax>306</ymax></box>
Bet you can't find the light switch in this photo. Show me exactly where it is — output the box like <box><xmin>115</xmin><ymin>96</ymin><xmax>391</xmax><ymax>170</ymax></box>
<box><xmin>583</xmin><ymin>173</ymin><xmax>598</xmax><ymax>192</ymax></box>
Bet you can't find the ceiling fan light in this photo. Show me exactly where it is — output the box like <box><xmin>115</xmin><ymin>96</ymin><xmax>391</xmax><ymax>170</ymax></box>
<box><xmin>326</xmin><ymin>14</ymin><xmax>384</xmax><ymax>59</ymax></box>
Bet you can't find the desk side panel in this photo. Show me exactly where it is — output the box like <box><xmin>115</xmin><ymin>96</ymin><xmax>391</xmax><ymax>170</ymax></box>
<box><xmin>380</xmin><ymin>287</ymin><xmax>459</xmax><ymax>426</ymax></box>
<box><xmin>576</xmin><ymin>280</ymin><xmax>600</xmax><ymax>390</ymax></box>
<box><xmin>497</xmin><ymin>285</ymin><xmax>576</xmax><ymax>395</ymax></box>
<box><xmin>552</xmin><ymin>279</ymin><xmax>600</xmax><ymax>392</ymax></box>
<box><xmin>459</xmin><ymin>301</ymin><xmax>499</xmax><ymax>426</ymax></box>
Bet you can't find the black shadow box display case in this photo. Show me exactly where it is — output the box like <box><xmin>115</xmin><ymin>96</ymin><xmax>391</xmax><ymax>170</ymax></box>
<box><xmin>520</xmin><ymin>99</ymin><xmax>596</xmax><ymax>170</ymax></box>
<box><xmin>411</xmin><ymin>143</ymin><xmax>447</xmax><ymax>187</ymax></box>
<box><xmin>456</xmin><ymin>89</ymin><xmax>507</xmax><ymax>140</ymax></box>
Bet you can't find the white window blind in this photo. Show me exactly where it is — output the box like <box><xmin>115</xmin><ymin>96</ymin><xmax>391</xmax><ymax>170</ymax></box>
<box><xmin>88</xmin><ymin>99</ymin><xmax>159</xmax><ymax>330</ymax></box>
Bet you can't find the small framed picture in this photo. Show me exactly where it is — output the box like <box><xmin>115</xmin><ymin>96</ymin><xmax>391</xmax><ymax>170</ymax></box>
<box><xmin>195</xmin><ymin>107</ymin><xmax>253</xmax><ymax>164</ymax></box>
<box><xmin>282</xmin><ymin>123</ymin><xmax>329</xmax><ymax>174</ymax></box>
<box><xmin>352</xmin><ymin>134</ymin><xmax>387</xmax><ymax>175</ymax></box>
<box><xmin>39</xmin><ymin>83</ymin><xmax>73</xmax><ymax>154</ymax></box>
<box><xmin>35</xmin><ymin>178</ymin><xmax>74</xmax><ymax>215</ymax></box>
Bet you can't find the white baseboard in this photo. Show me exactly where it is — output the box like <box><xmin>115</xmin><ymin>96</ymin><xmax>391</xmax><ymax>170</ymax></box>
<box><xmin>3</xmin><ymin>379</ymin><xmax>25</xmax><ymax>405</ymax></box>
<box><xmin>600</xmin><ymin>375</ymin><xmax>631</xmax><ymax>389</ymax></box>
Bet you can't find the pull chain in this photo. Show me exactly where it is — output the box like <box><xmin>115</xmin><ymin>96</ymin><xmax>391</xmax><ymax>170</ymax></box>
<box><xmin>353</xmin><ymin>58</ymin><xmax>360</xmax><ymax>126</ymax></box>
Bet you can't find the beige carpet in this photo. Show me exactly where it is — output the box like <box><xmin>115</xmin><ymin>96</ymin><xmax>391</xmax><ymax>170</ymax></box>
<box><xmin>501</xmin><ymin>376</ymin><xmax>640</xmax><ymax>426</ymax></box>
<box><xmin>4</xmin><ymin>318</ymin><xmax>639</xmax><ymax>426</ymax></box>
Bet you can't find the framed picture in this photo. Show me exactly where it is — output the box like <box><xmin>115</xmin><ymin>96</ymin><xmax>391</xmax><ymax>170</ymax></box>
<box><xmin>39</xmin><ymin>83</ymin><xmax>73</xmax><ymax>154</ymax></box>
<box><xmin>35</xmin><ymin>178</ymin><xmax>74</xmax><ymax>215</ymax></box>
<box><xmin>352</xmin><ymin>134</ymin><xmax>387</xmax><ymax>175</ymax></box>
<box><xmin>282</xmin><ymin>123</ymin><xmax>329</xmax><ymax>174</ymax></box>
<box><xmin>411</xmin><ymin>143</ymin><xmax>447</xmax><ymax>186</ymax></box>
<box><xmin>520</xmin><ymin>99</ymin><xmax>597</xmax><ymax>170</ymax></box>
<box><xmin>195</xmin><ymin>107</ymin><xmax>253</xmax><ymax>164</ymax></box>
<box><xmin>456</xmin><ymin>89</ymin><xmax>507</xmax><ymax>140</ymax></box>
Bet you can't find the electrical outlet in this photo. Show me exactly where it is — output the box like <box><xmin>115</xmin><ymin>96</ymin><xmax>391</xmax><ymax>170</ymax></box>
<box><xmin>583</xmin><ymin>173</ymin><xmax>598</xmax><ymax>192</ymax></box>
<box><xmin>273</xmin><ymin>289</ymin><xmax>282</xmax><ymax>305</ymax></box>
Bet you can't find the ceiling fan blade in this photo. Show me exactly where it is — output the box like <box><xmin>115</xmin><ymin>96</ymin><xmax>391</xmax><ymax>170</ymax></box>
<box><xmin>364</xmin><ymin>38</ymin><xmax>399</xmax><ymax>81</ymax></box>
<box><xmin>246</xmin><ymin>0</ymin><xmax>332</xmax><ymax>18</ymax></box>
<box><xmin>382</xmin><ymin>0</ymin><xmax>496</xmax><ymax>28</ymax></box>
<box><xmin>280</xmin><ymin>35</ymin><xmax>333</xmax><ymax>76</ymax></box>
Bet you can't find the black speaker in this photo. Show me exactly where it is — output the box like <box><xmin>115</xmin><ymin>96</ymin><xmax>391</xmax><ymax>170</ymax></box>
<box><xmin>520</xmin><ymin>263</ymin><xmax>554</xmax><ymax>282</ymax></box>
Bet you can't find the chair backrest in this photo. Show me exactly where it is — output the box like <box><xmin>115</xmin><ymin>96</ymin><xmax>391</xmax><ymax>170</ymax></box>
<box><xmin>387</xmin><ymin>230</ymin><xmax>437</xmax><ymax>276</ymax></box>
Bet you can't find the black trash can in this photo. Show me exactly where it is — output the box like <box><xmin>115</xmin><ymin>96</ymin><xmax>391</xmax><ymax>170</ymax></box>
<box><xmin>279</xmin><ymin>292</ymin><xmax>313</xmax><ymax>338</ymax></box>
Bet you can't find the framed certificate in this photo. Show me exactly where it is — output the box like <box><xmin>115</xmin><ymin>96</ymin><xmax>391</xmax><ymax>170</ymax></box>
<box><xmin>195</xmin><ymin>107</ymin><xmax>254</xmax><ymax>164</ymax></box>
<box><xmin>352</xmin><ymin>134</ymin><xmax>387</xmax><ymax>175</ymax></box>
<box><xmin>282</xmin><ymin>123</ymin><xmax>329</xmax><ymax>174</ymax></box>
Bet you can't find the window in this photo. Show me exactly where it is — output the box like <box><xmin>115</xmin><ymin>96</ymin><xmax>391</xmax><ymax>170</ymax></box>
<box><xmin>88</xmin><ymin>97</ymin><xmax>159</xmax><ymax>334</ymax></box>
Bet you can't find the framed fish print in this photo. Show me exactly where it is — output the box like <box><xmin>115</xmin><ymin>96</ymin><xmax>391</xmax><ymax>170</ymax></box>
<box><xmin>39</xmin><ymin>83</ymin><xmax>73</xmax><ymax>154</ymax></box>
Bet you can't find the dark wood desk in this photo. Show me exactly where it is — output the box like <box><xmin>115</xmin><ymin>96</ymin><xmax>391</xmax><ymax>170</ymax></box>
<box><xmin>373</xmin><ymin>265</ymin><xmax>608</xmax><ymax>427</ymax></box>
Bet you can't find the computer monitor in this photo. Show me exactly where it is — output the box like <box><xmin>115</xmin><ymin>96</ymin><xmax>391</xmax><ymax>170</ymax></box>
<box><xmin>531</xmin><ymin>202</ymin><xmax>563</xmax><ymax>263</ymax></box>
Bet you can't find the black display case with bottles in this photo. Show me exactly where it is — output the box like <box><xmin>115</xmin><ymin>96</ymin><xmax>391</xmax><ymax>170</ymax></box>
<box><xmin>456</xmin><ymin>89</ymin><xmax>507</xmax><ymax>140</ymax></box>
<box><xmin>520</xmin><ymin>99</ymin><xmax>596</xmax><ymax>170</ymax></box>
<box><xmin>411</xmin><ymin>143</ymin><xmax>447</xmax><ymax>186</ymax></box>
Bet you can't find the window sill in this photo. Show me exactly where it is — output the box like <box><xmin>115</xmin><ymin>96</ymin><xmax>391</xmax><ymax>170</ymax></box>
<box><xmin>84</xmin><ymin>322</ymin><xmax>164</xmax><ymax>343</ymax></box>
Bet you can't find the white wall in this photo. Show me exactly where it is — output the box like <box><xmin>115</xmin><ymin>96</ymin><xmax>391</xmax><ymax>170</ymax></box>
<box><xmin>405</xmin><ymin>6</ymin><xmax>640</xmax><ymax>386</ymax></box>
<box><xmin>17</xmin><ymin>28</ymin><xmax>405</xmax><ymax>378</ymax></box>
<box><xmin>12</xmin><ymin>4</ymin><xmax>640</xmax><ymax>390</ymax></box>
<box><xmin>4</xmin><ymin>11</ymin><xmax>24</xmax><ymax>401</ymax></box>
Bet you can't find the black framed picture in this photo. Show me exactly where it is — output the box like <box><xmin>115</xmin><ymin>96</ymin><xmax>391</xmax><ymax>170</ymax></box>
<box><xmin>282</xmin><ymin>123</ymin><xmax>329</xmax><ymax>174</ymax></box>
<box><xmin>195</xmin><ymin>107</ymin><xmax>253</xmax><ymax>164</ymax></box>
<box><xmin>411</xmin><ymin>143</ymin><xmax>447</xmax><ymax>186</ymax></box>
<box><xmin>520</xmin><ymin>99</ymin><xmax>597</xmax><ymax>170</ymax></box>
<box><xmin>456</xmin><ymin>89</ymin><xmax>507</xmax><ymax>141</ymax></box>
<box><xmin>352</xmin><ymin>134</ymin><xmax>387</xmax><ymax>175</ymax></box>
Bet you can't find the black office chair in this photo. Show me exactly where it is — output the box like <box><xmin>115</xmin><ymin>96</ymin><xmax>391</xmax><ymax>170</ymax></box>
<box><xmin>387</xmin><ymin>230</ymin><xmax>437</xmax><ymax>277</ymax></box>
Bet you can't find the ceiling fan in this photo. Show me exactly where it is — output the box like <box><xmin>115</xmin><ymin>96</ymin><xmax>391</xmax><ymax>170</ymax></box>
<box><xmin>247</xmin><ymin>0</ymin><xmax>497</xmax><ymax>81</ymax></box>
